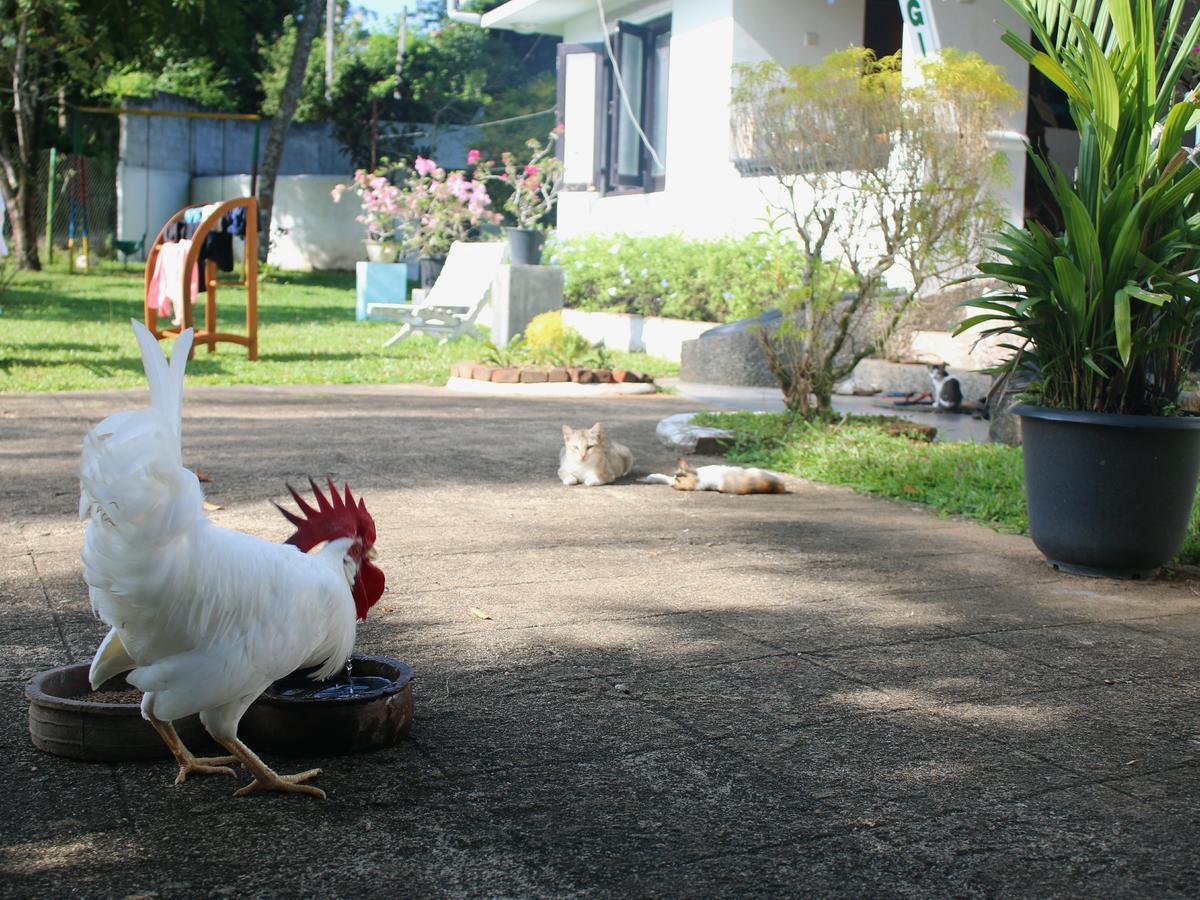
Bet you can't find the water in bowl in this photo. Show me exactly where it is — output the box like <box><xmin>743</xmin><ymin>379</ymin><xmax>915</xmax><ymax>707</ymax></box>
<box><xmin>271</xmin><ymin>675</ymin><xmax>393</xmax><ymax>700</ymax></box>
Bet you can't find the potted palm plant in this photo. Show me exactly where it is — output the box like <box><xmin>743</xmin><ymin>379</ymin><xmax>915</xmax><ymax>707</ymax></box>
<box><xmin>960</xmin><ymin>0</ymin><xmax>1200</xmax><ymax>577</ymax></box>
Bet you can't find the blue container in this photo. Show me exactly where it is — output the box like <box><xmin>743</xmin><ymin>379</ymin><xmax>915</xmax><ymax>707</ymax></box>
<box><xmin>356</xmin><ymin>261</ymin><xmax>411</xmax><ymax>320</ymax></box>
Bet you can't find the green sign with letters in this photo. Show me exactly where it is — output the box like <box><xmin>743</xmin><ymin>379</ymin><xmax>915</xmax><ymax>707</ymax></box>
<box><xmin>903</xmin><ymin>0</ymin><xmax>942</xmax><ymax>57</ymax></box>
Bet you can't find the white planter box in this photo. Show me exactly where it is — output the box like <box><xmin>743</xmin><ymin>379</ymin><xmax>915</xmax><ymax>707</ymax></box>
<box><xmin>561</xmin><ymin>309</ymin><xmax>717</xmax><ymax>362</ymax></box>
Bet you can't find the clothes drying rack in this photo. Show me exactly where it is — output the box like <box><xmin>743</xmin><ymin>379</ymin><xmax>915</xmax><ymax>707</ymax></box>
<box><xmin>143</xmin><ymin>197</ymin><xmax>260</xmax><ymax>360</ymax></box>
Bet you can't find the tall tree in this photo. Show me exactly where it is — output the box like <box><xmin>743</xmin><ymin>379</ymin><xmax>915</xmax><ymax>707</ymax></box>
<box><xmin>260</xmin><ymin>11</ymin><xmax>555</xmax><ymax>168</ymax></box>
<box><xmin>257</xmin><ymin>0</ymin><xmax>325</xmax><ymax>261</ymax></box>
<box><xmin>1</xmin><ymin>5</ymin><xmax>42</xmax><ymax>269</ymax></box>
<box><xmin>0</xmin><ymin>0</ymin><xmax>86</xmax><ymax>270</ymax></box>
<box><xmin>0</xmin><ymin>0</ymin><xmax>296</xmax><ymax>270</ymax></box>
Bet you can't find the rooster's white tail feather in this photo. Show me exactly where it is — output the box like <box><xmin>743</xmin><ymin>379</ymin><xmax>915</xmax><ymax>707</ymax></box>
<box><xmin>81</xmin><ymin>323</ymin><xmax>205</xmax><ymax>620</ymax></box>
<box><xmin>130</xmin><ymin>320</ymin><xmax>192</xmax><ymax>440</ymax></box>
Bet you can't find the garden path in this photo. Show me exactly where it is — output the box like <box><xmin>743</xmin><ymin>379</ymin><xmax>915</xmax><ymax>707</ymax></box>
<box><xmin>1</xmin><ymin>384</ymin><xmax>1197</xmax><ymax>896</ymax></box>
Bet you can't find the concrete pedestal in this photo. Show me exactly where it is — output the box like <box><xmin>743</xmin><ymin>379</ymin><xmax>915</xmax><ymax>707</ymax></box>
<box><xmin>489</xmin><ymin>265</ymin><xmax>564</xmax><ymax>345</ymax></box>
<box><xmin>356</xmin><ymin>261</ymin><xmax>411</xmax><ymax>320</ymax></box>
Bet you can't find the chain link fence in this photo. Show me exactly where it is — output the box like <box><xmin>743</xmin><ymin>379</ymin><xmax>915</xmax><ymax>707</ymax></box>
<box><xmin>33</xmin><ymin>150</ymin><xmax>119</xmax><ymax>260</ymax></box>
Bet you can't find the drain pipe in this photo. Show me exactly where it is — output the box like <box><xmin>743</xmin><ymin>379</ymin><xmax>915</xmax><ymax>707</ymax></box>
<box><xmin>445</xmin><ymin>0</ymin><xmax>481</xmax><ymax>25</ymax></box>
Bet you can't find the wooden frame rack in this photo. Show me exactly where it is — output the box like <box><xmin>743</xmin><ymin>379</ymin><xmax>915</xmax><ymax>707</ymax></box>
<box><xmin>143</xmin><ymin>197</ymin><xmax>259</xmax><ymax>360</ymax></box>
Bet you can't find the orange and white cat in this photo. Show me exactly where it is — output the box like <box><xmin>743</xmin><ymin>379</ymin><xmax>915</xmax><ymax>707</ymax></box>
<box><xmin>643</xmin><ymin>457</ymin><xmax>787</xmax><ymax>494</ymax></box>
<box><xmin>559</xmin><ymin>423</ymin><xmax>634</xmax><ymax>486</ymax></box>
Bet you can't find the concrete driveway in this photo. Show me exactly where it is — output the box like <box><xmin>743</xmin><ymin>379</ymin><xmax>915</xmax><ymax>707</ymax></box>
<box><xmin>2</xmin><ymin>384</ymin><xmax>1199</xmax><ymax>897</ymax></box>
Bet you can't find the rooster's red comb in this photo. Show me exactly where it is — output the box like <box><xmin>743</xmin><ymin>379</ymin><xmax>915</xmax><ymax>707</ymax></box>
<box><xmin>275</xmin><ymin>477</ymin><xmax>376</xmax><ymax>552</ymax></box>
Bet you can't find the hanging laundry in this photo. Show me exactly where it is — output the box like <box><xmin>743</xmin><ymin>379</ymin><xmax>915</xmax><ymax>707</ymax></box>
<box><xmin>224</xmin><ymin>207</ymin><xmax>247</xmax><ymax>237</ymax></box>
<box><xmin>200</xmin><ymin>232</ymin><xmax>234</xmax><ymax>271</ymax></box>
<box><xmin>197</xmin><ymin>231</ymin><xmax>235</xmax><ymax>293</ymax></box>
<box><xmin>147</xmin><ymin>239</ymin><xmax>198</xmax><ymax>325</ymax></box>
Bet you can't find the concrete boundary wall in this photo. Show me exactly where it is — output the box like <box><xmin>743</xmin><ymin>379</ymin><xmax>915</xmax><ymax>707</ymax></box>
<box><xmin>191</xmin><ymin>174</ymin><xmax>363</xmax><ymax>272</ymax></box>
<box><xmin>562</xmin><ymin>309</ymin><xmax>717</xmax><ymax>362</ymax></box>
<box><xmin>116</xmin><ymin>92</ymin><xmax>482</xmax><ymax>269</ymax></box>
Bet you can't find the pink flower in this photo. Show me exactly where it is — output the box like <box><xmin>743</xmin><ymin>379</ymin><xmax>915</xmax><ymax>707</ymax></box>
<box><xmin>524</xmin><ymin>164</ymin><xmax>539</xmax><ymax>176</ymax></box>
<box><xmin>467</xmin><ymin>149</ymin><xmax>481</xmax><ymax>164</ymax></box>
<box><xmin>331</xmin><ymin>184</ymin><xmax>347</xmax><ymax>202</ymax></box>
<box><xmin>414</xmin><ymin>156</ymin><xmax>437</xmax><ymax>177</ymax></box>
<box><xmin>500</xmin><ymin>173</ymin><xmax>509</xmax><ymax>181</ymax></box>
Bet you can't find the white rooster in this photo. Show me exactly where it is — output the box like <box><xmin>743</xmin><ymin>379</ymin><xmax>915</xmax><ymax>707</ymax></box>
<box><xmin>80</xmin><ymin>321</ymin><xmax>386</xmax><ymax>799</ymax></box>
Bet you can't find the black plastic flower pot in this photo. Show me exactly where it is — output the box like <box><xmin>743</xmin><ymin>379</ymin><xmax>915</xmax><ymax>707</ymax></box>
<box><xmin>506</xmin><ymin>227</ymin><xmax>545</xmax><ymax>266</ymax></box>
<box><xmin>1015</xmin><ymin>404</ymin><xmax>1200</xmax><ymax>578</ymax></box>
<box><xmin>418</xmin><ymin>256</ymin><xmax>445</xmax><ymax>289</ymax></box>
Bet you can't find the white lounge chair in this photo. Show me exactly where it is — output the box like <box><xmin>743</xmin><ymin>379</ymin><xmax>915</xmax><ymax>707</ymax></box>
<box><xmin>368</xmin><ymin>241</ymin><xmax>508</xmax><ymax>347</ymax></box>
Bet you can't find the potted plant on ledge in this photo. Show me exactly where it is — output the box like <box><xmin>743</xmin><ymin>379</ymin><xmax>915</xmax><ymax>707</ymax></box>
<box><xmin>400</xmin><ymin>155</ymin><xmax>501</xmax><ymax>288</ymax></box>
<box><xmin>960</xmin><ymin>0</ymin><xmax>1200</xmax><ymax>577</ymax></box>
<box><xmin>484</xmin><ymin>129</ymin><xmax>564</xmax><ymax>265</ymax></box>
<box><xmin>331</xmin><ymin>166</ymin><xmax>404</xmax><ymax>263</ymax></box>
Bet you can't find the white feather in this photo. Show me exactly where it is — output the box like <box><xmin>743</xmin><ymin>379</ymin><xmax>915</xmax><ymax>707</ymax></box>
<box><xmin>81</xmin><ymin>324</ymin><xmax>357</xmax><ymax>740</ymax></box>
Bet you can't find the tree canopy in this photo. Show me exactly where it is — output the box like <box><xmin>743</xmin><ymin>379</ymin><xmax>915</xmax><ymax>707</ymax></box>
<box><xmin>258</xmin><ymin>5</ymin><xmax>556</xmax><ymax>165</ymax></box>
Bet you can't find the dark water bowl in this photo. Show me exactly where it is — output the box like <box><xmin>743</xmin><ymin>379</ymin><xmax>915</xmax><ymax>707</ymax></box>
<box><xmin>27</xmin><ymin>655</ymin><xmax>414</xmax><ymax>762</ymax></box>
<box><xmin>241</xmin><ymin>656</ymin><xmax>414</xmax><ymax>757</ymax></box>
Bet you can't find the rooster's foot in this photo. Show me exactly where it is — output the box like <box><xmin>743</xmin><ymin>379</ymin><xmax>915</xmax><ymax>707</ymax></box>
<box><xmin>174</xmin><ymin>755</ymin><xmax>240</xmax><ymax>785</ymax></box>
<box><xmin>217</xmin><ymin>736</ymin><xmax>327</xmax><ymax>800</ymax></box>
<box><xmin>147</xmin><ymin>715</ymin><xmax>239</xmax><ymax>786</ymax></box>
<box><xmin>234</xmin><ymin>768</ymin><xmax>324</xmax><ymax>799</ymax></box>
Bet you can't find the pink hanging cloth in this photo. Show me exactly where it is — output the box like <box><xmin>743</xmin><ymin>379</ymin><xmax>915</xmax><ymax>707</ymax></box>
<box><xmin>147</xmin><ymin>239</ymin><xmax>198</xmax><ymax>325</ymax></box>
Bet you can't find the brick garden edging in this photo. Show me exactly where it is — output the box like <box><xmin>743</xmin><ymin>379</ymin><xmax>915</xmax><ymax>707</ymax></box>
<box><xmin>450</xmin><ymin>362</ymin><xmax>655</xmax><ymax>385</ymax></box>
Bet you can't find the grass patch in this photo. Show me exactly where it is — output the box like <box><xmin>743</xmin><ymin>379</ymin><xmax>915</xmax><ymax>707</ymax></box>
<box><xmin>695</xmin><ymin>410</ymin><xmax>1200</xmax><ymax>565</ymax></box>
<box><xmin>0</xmin><ymin>264</ymin><xmax>678</xmax><ymax>392</ymax></box>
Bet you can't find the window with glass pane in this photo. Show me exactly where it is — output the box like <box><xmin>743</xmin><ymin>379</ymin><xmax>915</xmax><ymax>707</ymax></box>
<box><xmin>615</xmin><ymin>30</ymin><xmax>644</xmax><ymax>180</ymax></box>
<box><xmin>649</xmin><ymin>33</ymin><xmax>669</xmax><ymax>181</ymax></box>
<box><xmin>601</xmin><ymin>17</ymin><xmax>670</xmax><ymax>193</ymax></box>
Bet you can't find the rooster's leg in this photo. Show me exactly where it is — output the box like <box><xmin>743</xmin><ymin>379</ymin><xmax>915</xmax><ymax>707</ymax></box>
<box><xmin>148</xmin><ymin>716</ymin><xmax>239</xmax><ymax>785</ymax></box>
<box><xmin>216</xmin><ymin>737</ymin><xmax>326</xmax><ymax>800</ymax></box>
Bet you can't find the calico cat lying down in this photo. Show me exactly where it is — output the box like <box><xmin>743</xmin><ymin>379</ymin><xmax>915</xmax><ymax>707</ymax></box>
<box><xmin>559</xmin><ymin>423</ymin><xmax>634</xmax><ymax>486</ymax></box>
<box><xmin>643</xmin><ymin>457</ymin><xmax>787</xmax><ymax>494</ymax></box>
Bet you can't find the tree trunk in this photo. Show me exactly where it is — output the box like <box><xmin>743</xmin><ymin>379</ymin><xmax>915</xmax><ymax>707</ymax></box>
<box><xmin>2</xmin><ymin>177</ymin><xmax>41</xmax><ymax>270</ymax></box>
<box><xmin>0</xmin><ymin>9</ymin><xmax>42</xmax><ymax>270</ymax></box>
<box><xmin>811</xmin><ymin>377</ymin><xmax>834</xmax><ymax>417</ymax></box>
<box><xmin>257</xmin><ymin>0</ymin><xmax>326</xmax><ymax>262</ymax></box>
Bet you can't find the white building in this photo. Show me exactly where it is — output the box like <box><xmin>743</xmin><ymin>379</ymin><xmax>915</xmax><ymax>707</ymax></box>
<box><xmin>481</xmin><ymin>0</ymin><xmax>1037</xmax><ymax>240</ymax></box>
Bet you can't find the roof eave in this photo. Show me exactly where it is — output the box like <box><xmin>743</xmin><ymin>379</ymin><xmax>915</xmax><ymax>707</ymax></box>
<box><xmin>480</xmin><ymin>0</ymin><xmax>582</xmax><ymax>34</ymax></box>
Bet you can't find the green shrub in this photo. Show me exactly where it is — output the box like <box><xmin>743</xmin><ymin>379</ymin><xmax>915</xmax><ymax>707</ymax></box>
<box><xmin>524</xmin><ymin>310</ymin><xmax>565</xmax><ymax>351</ymax></box>
<box><xmin>548</xmin><ymin>233</ymin><xmax>807</xmax><ymax>323</ymax></box>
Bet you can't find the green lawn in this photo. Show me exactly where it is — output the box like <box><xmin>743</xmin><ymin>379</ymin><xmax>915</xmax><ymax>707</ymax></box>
<box><xmin>695</xmin><ymin>410</ymin><xmax>1200</xmax><ymax>566</ymax></box>
<box><xmin>0</xmin><ymin>265</ymin><xmax>678</xmax><ymax>393</ymax></box>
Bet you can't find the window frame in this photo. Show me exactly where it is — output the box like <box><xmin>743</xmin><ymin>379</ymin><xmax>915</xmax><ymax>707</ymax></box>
<box><xmin>602</xmin><ymin>15</ymin><xmax>671</xmax><ymax>196</ymax></box>
<box><xmin>555</xmin><ymin>42</ymin><xmax>607</xmax><ymax>192</ymax></box>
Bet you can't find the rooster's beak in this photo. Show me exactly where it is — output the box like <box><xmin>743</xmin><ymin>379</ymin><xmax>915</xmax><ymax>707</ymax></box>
<box><xmin>366</xmin><ymin>546</ymin><xmax>378</xmax><ymax>561</ymax></box>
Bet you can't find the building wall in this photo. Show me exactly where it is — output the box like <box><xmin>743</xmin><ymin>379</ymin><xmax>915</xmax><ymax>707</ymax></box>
<box><xmin>734</xmin><ymin>0</ymin><xmax>866</xmax><ymax>67</ymax></box>
<box><xmin>554</xmin><ymin>0</ymin><xmax>1030</xmax><ymax>239</ymax></box>
<box><xmin>558</xmin><ymin>0</ymin><xmax>756</xmax><ymax>237</ymax></box>
<box><xmin>901</xmin><ymin>0</ymin><xmax>1030</xmax><ymax>225</ymax></box>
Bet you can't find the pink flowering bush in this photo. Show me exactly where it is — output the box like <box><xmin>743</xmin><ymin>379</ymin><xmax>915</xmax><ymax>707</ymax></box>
<box><xmin>399</xmin><ymin>155</ymin><xmax>501</xmax><ymax>258</ymax></box>
<box><xmin>334</xmin><ymin>156</ymin><xmax>501</xmax><ymax>258</ymax></box>
<box><xmin>331</xmin><ymin>166</ymin><xmax>405</xmax><ymax>242</ymax></box>
<box><xmin>480</xmin><ymin>128</ymin><xmax>565</xmax><ymax>230</ymax></box>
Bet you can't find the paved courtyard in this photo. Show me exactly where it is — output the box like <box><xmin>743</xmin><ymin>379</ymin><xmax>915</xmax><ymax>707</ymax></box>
<box><xmin>2</xmin><ymin>384</ymin><xmax>1200</xmax><ymax>897</ymax></box>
